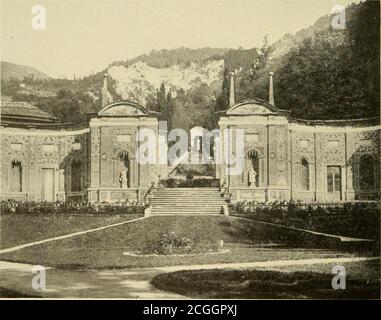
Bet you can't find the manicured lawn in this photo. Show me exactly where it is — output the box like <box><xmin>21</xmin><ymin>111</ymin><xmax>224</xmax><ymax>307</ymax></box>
<box><xmin>151</xmin><ymin>260</ymin><xmax>380</xmax><ymax>299</ymax></box>
<box><xmin>0</xmin><ymin>216</ymin><xmax>365</xmax><ymax>269</ymax></box>
<box><xmin>0</xmin><ymin>213</ymin><xmax>143</xmax><ymax>249</ymax></box>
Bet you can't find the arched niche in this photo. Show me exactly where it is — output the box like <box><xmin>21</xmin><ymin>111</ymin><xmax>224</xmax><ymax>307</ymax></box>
<box><xmin>114</xmin><ymin>149</ymin><xmax>132</xmax><ymax>188</ymax></box>
<box><xmin>244</xmin><ymin>149</ymin><xmax>264</xmax><ymax>187</ymax></box>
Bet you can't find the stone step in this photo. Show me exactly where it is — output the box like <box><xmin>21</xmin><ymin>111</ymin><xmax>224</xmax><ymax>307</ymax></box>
<box><xmin>151</xmin><ymin>200</ymin><xmax>225</xmax><ymax>203</ymax></box>
<box><xmin>150</xmin><ymin>213</ymin><xmax>220</xmax><ymax>215</ymax></box>
<box><xmin>151</xmin><ymin>199</ymin><xmax>225</xmax><ymax>204</ymax></box>
<box><xmin>151</xmin><ymin>205</ymin><xmax>222</xmax><ymax>208</ymax></box>
<box><xmin>150</xmin><ymin>211</ymin><xmax>223</xmax><ymax>215</ymax></box>
<box><xmin>150</xmin><ymin>201</ymin><xmax>225</xmax><ymax>205</ymax></box>
<box><xmin>152</xmin><ymin>195</ymin><xmax>223</xmax><ymax>197</ymax></box>
<box><xmin>151</xmin><ymin>208</ymin><xmax>219</xmax><ymax>211</ymax></box>
<box><xmin>152</xmin><ymin>195</ymin><xmax>224</xmax><ymax>199</ymax></box>
<box><xmin>151</xmin><ymin>209</ymin><xmax>222</xmax><ymax>214</ymax></box>
<box><xmin>151</xmin><ymin>198</ymin><xmax>225</xmax><ymax>201</ymax></box>
<box><xmin>151</xmin><ymin>206</ymin><xmax>223</xmax><ymax>211</ymax></box>
<box><xmin>154</xmin><ymin>192</ymin><xmax>222</xmax><ymax>195</ymax></box>
<box><xmin>155</xmin><ymin>189</ymin><xmax>220</xmax><ymax>191</ymax></box>
<box><xmin>152</xmin><ymin>194</ymin><xmax>224</xmax><ymax>198</ymax></box>
<box><xmin>150</xmin><ymin>202</ymin><xmax>225</xmax><ymax>205</ymax></box>
<box><xmin>155</xmin><ymin>191</ymin><xmax>220</xmax><ymax>193</ymax></box>
<box><xmin>152</xmin><ymin>195</ymin><xmax>224</xmax><ymax>198</ymax></box>
<box><xmin>151</xmin><ymin>212</ymin><xmax>221</xmax><ymax>214</ymax></box>
<box><xmin>154</xmin><ymin>200</ymin><xmax>222</xmax><ymax>202</ymax></box>
<box><xmin>150</xmin><ymin>187</ymin><xmax>226</xmax><ymax>215</ymax></box>
<box><xmin>153</xmin><ymin>192</ymin><xmax>222</xmax><ymax>195</ymax></box>
<box><xmin>155</xmin><ymin>190</ymin><xmax>220</xmax><ymax>192</ymax></box>
<box><xmin>157</xmin><ymin>187</ymin><xmax>219</xmax><ymax>190</ymax></box>
<box><xmin>151</xmin><ymin>205</ymin><xmax>223</xmax><ymax>209</ymax></box>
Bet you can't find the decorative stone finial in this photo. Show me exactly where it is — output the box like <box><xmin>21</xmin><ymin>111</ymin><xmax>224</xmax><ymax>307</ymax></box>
<box><xmin>269</xmin><ymin>72</ymin><xmax>275</xmax><ymax>106</ymax></box>
<box><xmin>229</xmin><ymin>72</ymin><xmax>235</xmax><ymax>107</ymax></box>
<box><xmin>102</xmin><ymin>74</ymin><xmax>108</xmax><ymax>107</ymax></box>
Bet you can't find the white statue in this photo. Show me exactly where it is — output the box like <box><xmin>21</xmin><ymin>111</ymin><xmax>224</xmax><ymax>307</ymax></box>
<box><xmin>248</xmin><ymin>168</ymin><xmax>257</xmax><ymax>188</ymax></box>
<box><xmin>119</xmin><ymin>168</ymin><xmax>128</xmax><ymax>188</ymax></box>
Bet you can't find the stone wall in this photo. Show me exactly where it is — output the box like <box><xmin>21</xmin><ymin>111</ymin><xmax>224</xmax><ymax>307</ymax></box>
<box><xmin>290</xmin><ymin>124</ymin><xmax>379</xmax><ymax>201</ymax></box>
<box><xmin>0</xmin><ymin>127</ymin><xmax>89</xmax><ymax>202</ymax></box>
<box><xmin>218</xmin><ymin>115</ymin><xmax>380</xmax><ymax>202</ymax></box>
<box><xmin>0</xmin><ymin>101</ymin><xmax>165</xmax><ymax>204</ymax></box>
<box><xmin>1</xmin><ymin>102</ymin><xmax>379</xmax><ymax>203</ymax></box>
<box><xmin>86</xmin><ymin>116</ymin><xmax>163</xmax><ymax>203</ymax></box>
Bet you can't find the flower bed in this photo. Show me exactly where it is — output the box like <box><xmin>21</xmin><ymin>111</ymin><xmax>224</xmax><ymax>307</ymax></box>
<box><xmin>175</xmin><ymin>164</ymin><xmax>215</xmax><ymax>176</ymax></box>
<box><xmin>142</xmin><ymin>231</ymin><xmax>219</xmax><ymax>255</ymax></box>
<box><xmin>159</xmin><ymin>177</ymin><xmax>219</xmax><ymax>188</ymax></box>
<box><xmin>229</xmin><ymin>201</ymin><xmax>380</xmax><ymax>240</ymax></box>
<box><xmin>0</xmin><ymin>199</ymin><xmax>146</xmax><ymax>215</ymax></box>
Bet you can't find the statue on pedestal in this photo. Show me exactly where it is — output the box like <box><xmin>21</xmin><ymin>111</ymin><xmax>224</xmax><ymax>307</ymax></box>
<box><xmin>119</xmin><ymin>168</ymin><xmax>128</xmax><ymax>188</ymax></box>
<box><xmin>248</xmin><ymin>167</ymin><xmax>257</xmax><ymax>188</ymax></box>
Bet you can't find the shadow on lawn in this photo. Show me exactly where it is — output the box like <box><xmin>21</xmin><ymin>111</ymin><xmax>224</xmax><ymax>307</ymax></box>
<box><xmin>221</xmin><ymin>218</ymin><xmax>378</xmax><ymax>253</ymax></box>
<box><xmin>219</xmin><ymin>218</ymin><xmax>327</xmax><ymax>248</ymax></box>
<box><xmin>0</xmin><ymin>287</ymin><xmax>41</xmax><ymax>298</ymax></box>
<box><xmin>151</xmin><ymin>267</ymin><xmax>380</xmax><ymax>299</ymax></box>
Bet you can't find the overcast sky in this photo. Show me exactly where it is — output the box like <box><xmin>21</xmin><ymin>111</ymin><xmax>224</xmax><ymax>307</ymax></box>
<box><xmin>1</xmin><ymin>0</ymin><xmax>361</xmax><ymax>78</ymax></box>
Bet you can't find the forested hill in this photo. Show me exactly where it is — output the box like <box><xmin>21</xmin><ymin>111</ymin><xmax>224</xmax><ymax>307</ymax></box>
<box><xmin>111</xmin><ymin>47</ymin><xmax>231</xmax><ymax>68</ymax></box>
<box><xmin>230</xmin><ymin>0</ymin><xmax>380</xmax><ymax>120</ymax></box>
<box><xmin>1</xmin><ymin>61</ymin><xmax>49</xmax><ymax>81</ymax></box>
<box><xmin>1</xmin><ymin>0</ymin><xmax>379</xmax><ymax>127</ymax></box>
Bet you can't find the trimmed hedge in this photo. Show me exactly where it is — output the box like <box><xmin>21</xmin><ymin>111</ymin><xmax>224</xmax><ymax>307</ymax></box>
<box><xmin>0</xmin><ymin>199</ymin><xmax>146</xmax><ymax>215</ymax></box>
<box><xmin>230</xmin><ymin>201</ymin><xmax>380</xmax><ymax>240</ymax></box>
<box><xmin>160</xmin><ymin>178</ymin><xmax>220</xmax><ymax>188</ymax></box>
<box><xmin>175</xmin><ymin>164</ymin><xmax>215</xmax><ymax>176</ymax></box>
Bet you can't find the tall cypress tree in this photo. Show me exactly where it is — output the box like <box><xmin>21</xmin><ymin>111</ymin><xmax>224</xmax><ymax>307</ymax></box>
<box><xmin>166</xmin><ymin>89</ymin><xmax>174</xmax><ymax>130</ymax></box>
<box><xmin>154</xmin><ymin>82</ymin><xmax>168</xmax><ymax>121</ymax></box>
<box><xmin>215</xmin><ymin>68</ymin><xmax>229</xmax><ymax>112</ymax></box>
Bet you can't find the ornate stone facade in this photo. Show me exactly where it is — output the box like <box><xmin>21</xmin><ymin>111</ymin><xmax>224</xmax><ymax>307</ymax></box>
<box><xmin>1</xmin><ymin>80</ymin><xmax>379</xmax><ymax>203</ymax></box>
<box><xmin>0</xmin><ymin>100</ymin><xmax>164</xmax><ymax>203</ymax></box>
<box><xmin>218</xmin><ymin>98</ymin><xmax>380</xmax><ymax>202</ymax></box>
<box><xmin>0</xmin><ymin>127</ymin><xmax>89</xmax><ymax>202</ymax></box>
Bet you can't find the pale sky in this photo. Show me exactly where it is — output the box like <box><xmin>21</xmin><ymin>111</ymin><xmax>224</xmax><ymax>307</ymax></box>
<box><xmin>1</xmin><ymin>0</ymin><xmax>361</xmax><ymax>78</ymax></box>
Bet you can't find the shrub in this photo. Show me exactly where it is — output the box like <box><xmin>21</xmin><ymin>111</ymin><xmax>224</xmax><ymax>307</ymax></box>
<box><xmin>144</xmin><ymin>232</ymin><xmax>194</xmax><ymax>255</ymax></box>
<box><xmin>0</xmin><ymin>200</ymin><xmax>146</xmax><ymax>215</ymax></box>
<box><xmin>175</xmin><ymin>164</ymin><xmax>215</xmax><ymax>176</ymax></box>
<box><xmin>143</xmin><ymin>231</ymin><xmax>218</xmax><ymax>255</ymax></box>
<box><xmin>160</xmin><ymin>178</ymin><xmax>180</xmax><ymax>188</ymax></box>
<box><xmin>159</xmin><ymin>178</ymin><xmax>220</xmax><ymax>188</ymax></box>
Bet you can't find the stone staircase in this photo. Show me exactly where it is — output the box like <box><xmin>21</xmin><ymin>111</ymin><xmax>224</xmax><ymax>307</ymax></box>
<box><xmin>149</xmin><ymin>188</ymin><xmax>227</xmax><ymax>215</ymax></box>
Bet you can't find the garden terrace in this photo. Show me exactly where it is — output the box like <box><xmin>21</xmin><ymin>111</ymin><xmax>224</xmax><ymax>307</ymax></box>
<box><xmin>0</xmin><ymin>215</ymin><xmax>372</xmax><ymax>270</ymax></box>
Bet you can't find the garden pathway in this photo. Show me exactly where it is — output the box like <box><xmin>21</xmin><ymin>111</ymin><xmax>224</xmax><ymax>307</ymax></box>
<box><xmin>0</xmin><ymin>256</ymin><xmax>378</xmax><ymax>298</ymax></box>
